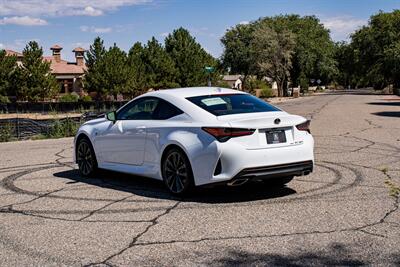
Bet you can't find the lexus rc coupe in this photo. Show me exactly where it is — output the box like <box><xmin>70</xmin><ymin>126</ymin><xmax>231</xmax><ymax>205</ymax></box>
<box><xmin>74</xmin><ymin>87</ymin><xmax>314</xmax><ymax>195</ymax></box>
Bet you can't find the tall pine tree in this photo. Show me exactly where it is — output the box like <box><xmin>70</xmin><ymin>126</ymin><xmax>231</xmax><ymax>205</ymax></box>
<box><xmin>19</xmin><ymin>41</ymin><xmax>58</xmax><ymax>101</ymax></box>
<box><xmin>128</xmin><ymin>42</ymin><xmax>147</xmax><ymax>95</ymax></box>
<box><xmin>165</xmin><ymin>27</ymin><xmax>218</xmax><ymax>87</ymax></box>
<box><xmin>84</xmin><ymin>37</ymin><xmax>107</xmax><ymax>97</ymax></box>
<box><xmin>101</xmin><ymin>44</ymin><xmax>132</xmax><ymax>99</ymax></box>
<box><xmin>141</xmin><ymin>37</ymin><xmax>178</xmax><ymax>89</ymax></box>
<box><xmin>0</xmin><ymin>50</ymin><xmax>18</xmax><ymax>103</ymax></box>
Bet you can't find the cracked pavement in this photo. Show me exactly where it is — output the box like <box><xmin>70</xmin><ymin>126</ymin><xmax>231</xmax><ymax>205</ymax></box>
<box><xmin>0</xmin><ymin>90</ymin><xmax>399</xmax><ymax>266</ymax></box>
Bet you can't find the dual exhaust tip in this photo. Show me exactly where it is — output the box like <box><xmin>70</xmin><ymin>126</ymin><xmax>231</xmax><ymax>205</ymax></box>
<box><xmin>227</xmin><ymin>178</ymin><xmax>249</xmax><ymax>186</ymax></box>
<box><xmin>227</xmin><ymin>169</ymin><xmax>312</xmax><ymax>187</ymax></box>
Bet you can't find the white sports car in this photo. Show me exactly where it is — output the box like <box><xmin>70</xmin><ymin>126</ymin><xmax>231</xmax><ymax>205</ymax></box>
<box><xmin>74</xmin><ymin>87</ymin><xmax>314</xmax><ymax>195</ymax></box>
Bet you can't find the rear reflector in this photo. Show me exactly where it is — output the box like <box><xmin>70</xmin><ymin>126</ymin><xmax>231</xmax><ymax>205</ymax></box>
<box><xmin>296</xmin><ymin>120</ymin><xmax>311</xmax><ymax>133</ymax></box>
<box><xmin>202</xmin><ymin>127</ymin><xmax>255</xmax><ymax>142</ymax></box>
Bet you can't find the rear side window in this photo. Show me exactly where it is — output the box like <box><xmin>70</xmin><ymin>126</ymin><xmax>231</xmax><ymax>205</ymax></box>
<box><xmin>117</xmin><ymin>97</ymin><xmax>183</xmax><ymax>120</ymax></box>
<box><xmin>152</xmin><ymin>99</ymin><xmax>183</xmax><ymax>120</ymax></box>
<box><xmin>186</xmin><ymin>94</ymin><xmax>280</xmax><ymax>116</ymax></box>
<box><xmin>117</xmin><ymin>97</ymin><xmax>159</xmax><ymax>120</ymax></box>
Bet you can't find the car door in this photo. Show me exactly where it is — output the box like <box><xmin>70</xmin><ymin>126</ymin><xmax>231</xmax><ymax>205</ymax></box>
<box><xmin>96</xmin><ymin>97</ymin><xmax>159</xmax><ymax>166</ymax></box>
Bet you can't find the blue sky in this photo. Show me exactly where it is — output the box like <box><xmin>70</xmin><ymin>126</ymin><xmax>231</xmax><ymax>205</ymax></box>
<box><xmin>1</xmin><ymin>0</ymin><xmax>400</xmax><ymax>61</ymax></box>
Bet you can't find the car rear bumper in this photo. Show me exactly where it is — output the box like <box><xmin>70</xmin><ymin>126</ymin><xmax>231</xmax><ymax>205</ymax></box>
<box><xmin>192</xmin><ymin>134</ymin><xmax>314</xmax><ymax>186</ymax></box>
<box><xmin>232</xmin><ymin>160</ymin><xmax>313</xmax><ymax>181</ymax></box>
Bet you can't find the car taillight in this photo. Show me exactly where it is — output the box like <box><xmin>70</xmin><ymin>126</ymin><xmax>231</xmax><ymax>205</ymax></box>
<box><xmin>202</xmin><ymin>127</ymin><xmax>255</xmax><ymax>142</ymax></box>
<box><xmin>296</xmin><ymin>120</ymin><xmax>311</xmax><ymax>133</ymax></box>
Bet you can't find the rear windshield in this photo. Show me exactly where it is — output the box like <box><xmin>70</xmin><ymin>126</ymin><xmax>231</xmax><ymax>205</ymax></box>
<box><xmin>186</xmin><ymin>94</ymin><xmax>280</xmax><ymax>116</ymax></box>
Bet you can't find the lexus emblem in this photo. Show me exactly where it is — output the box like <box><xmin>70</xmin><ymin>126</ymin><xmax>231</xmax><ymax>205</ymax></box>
<box><xmin>274</xmin><ymin>118</ymin><xmax>281</xmax><ymax>125</ymax></box>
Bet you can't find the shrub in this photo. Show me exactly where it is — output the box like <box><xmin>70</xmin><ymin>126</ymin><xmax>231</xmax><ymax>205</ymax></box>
<box><xmin>216</xmin><ymin>80</ymin><xmax>231</xmax><ymax>88</ymax></box>
<box><xmin>47</xmin><ymin>118</ymin><xmax>79</xmax><ymax>138</ymax></box>
<box><xmin>244</xmin><ymin>78</ymin><xmax>270</xmax><ymax>91</ymax></box>
<box><xmin>59</xmin><ymin>93</ymin><xmax>79</xmax><ymax>102</ymax></box>
<box><xmin>299</xmin><ymin>77</ymin><xmax>309</xmax><ymax>92</ymax></box>
<box><xmin>0</xmin><ymin>123</ymin><xmax>15</xmax><ymax>142</ymax></box>
<box><xmin>80</xmin><ymin>95</ymin><xmax>92</xmax><ymax>102</ymax></box>
<box><xmin>0</xmin><ymin>95</ymin><xmax>10</xmax><ymax>104</ymax></box>
<box><xmin>259</xmin><ymin>88</ymin><xmax>274</xmax><ymax>98</ymax></box>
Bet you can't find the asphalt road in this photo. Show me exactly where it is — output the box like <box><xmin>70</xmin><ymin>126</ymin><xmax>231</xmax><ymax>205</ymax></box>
<box><xmin>0</xmin><ymin>90</ymin><xmax>399</xmax><ymax>266</ymax></box>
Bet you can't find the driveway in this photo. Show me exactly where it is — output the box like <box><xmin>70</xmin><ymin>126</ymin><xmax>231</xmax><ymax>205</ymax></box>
<box><xmin>0</xmin><ymin>90</ymin><xmax>399</xmax><ymax>266</ymax></box>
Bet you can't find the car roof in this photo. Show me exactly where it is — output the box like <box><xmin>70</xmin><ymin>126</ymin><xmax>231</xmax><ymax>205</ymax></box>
<box><xmin>144</xmin><ymin>87</ymin><xmax>246</xmax><ymax>99</ymax></box>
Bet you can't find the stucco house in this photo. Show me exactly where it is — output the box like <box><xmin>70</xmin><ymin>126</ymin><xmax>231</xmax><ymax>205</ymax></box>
<box><xmin>222</xmin><ymin>75</ymin><xmax>243</xmax><ymax>90</ymax></box>
<box><xmin>5</xmin><ymin>45</ymin><xmax>86</xmax><ymax>95</ymax></box>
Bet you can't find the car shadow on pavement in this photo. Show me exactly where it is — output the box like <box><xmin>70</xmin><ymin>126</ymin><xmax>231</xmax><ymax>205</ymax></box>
<box><xmin>202</xmin><ymin>244</ymin><xmax>376</xmax><ymax>266</ymax></box>
<box><xmin>372</xmin><ymin>111</ymin><xmax>400</xmax><ymax>117</ymax></box>
<box><xmin>368</xmin><ymin>101</ymin><xmax>400</xmax><ymax>106</ymax></box>
<box><xmin>54</xmin><ymin>169</ymin><xmax>296</xmax><ymax>204</ymax></box>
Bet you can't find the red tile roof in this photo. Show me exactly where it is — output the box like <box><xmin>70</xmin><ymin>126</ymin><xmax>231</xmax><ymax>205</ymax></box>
<box><xmin>5</xmin><ymin>49</ymin><xmax>23</xmax><ymax>57</ymax></box>
<box><xmin>6</xmin><ymin>47</ymin><xmax>86</xmax><ymax>75</ymax></box>
<box><xmin>43</xmin><ymin>56</ymin><xmax>86</xmax><ymax>75</ymax></box>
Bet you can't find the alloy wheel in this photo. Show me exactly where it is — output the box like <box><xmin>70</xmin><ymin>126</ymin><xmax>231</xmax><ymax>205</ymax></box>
<box><xmin>163</xmin><ymin>151</ymin><xmax>189</xmax><ymax>194</ymax></box>
<box><xmin>77</xmin><ymin>140</ymin><xmax>95</xmax><ymax>176</ymax></box>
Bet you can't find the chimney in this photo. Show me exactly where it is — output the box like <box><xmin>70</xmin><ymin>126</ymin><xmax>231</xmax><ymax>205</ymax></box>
<box><xmin>50</xmin><ymin>44</ymin><xmax>62</xmax><ymax>63</ymax></box>
<box><xmin>73</xmin><ymin>47</ymin><xmax>85</xmax><ymax>66</ymax></box>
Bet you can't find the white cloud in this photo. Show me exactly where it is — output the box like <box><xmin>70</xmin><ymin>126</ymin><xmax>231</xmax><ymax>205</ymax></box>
<box><xmin>0</xmin><ymin>0</ymin><xmax>150</xmax><ymax>17</ymax></box>
<box><xmin>322</xmin><ymin>16</ymin><xmax>367</xmax><ymax>41</ymax></box>
<box><xmin>160</xmin><ymin>32</ymin><xmax>169</xmax><ymax>37</ymax></box>
<box><xmin>0</xmin><ymin>43</ymin><xmax>4</xmax><ymax>49</ymax></box>
<box><xmin>80</xmin><ymin>25</ymin><xmax>112</xmax><ymax>33</ymax></box>
<box><xmin>93</xmin><ymin>27</ymin><xmax>112</xmax><ymax>33</ymax></box>
<box><xmin>0</xmin><ymin>16</ymin><xmax>48</xmax><ymax>26</ymax></box>
<box><xmin>239</xmin><ymin>20</ymin><xmax>249</xmax><ymax>25</ymax></box>
<box><xmin>69</xmin><ymin>6</ymin><xmax>103</xmax><ymax>16</ymax></box>
<box><xmin>80</xmin><ymin>25</ymin><xmax>90</xmax><ymax>32</ymax></box>
<box><xmin>1</xmin><ymin>39</ymin><xmax>41</xmax><ymax>52</ymax></box>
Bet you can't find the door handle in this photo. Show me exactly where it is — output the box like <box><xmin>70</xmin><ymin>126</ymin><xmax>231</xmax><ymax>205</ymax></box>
<box><xmin>136</xmin><ymin>126</ymin><xmax>146</xmax><ymax>133</ymax></box>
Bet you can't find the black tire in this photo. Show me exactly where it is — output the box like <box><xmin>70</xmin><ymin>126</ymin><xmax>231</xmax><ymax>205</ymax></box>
<box><xmin>162</xmin><ymin>148</ymin><xmax>194</xmax><ymax>195</ymax></box>
<box><xmin>262</xmin><ymin>176</ymin><xmax>294</xmax><ymax>187</ymax></box>
<box><xmin>76</xmin><ymin>137</ymin><xmax>98</xmax><ymax>177</ymax></box>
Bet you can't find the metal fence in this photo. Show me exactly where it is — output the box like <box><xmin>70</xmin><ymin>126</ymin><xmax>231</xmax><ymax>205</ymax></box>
<box><xmin>0</xmin><ymin>101</ymin><xmax>128</xmax><ymax>114</ymax></box>
<box><xmin>0</xmin><ymin>101</ymin><xmax>128</xmax><ymax>141</ymax></box>
<box><xmin>0</xmin><ymin>112</ymin><xmax>101</xmax><ymax>140</ymax></box>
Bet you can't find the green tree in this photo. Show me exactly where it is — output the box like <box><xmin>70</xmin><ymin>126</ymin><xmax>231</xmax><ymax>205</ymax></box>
<box><xmin>334</xmin><ymin>42</ymin><xmax>356</xmax><ymax>88</ymax></box>
<box><xmin>141</xmin><ymin>37</ymin><xmax>178</xmax><ymax>89</ymax></box>
<box><xmin>128</xmin><ymin>42</ymin><xmax>147</xmax><ymax>95</ymax></box>
<box><xmin>348</xmin><ymin>10</ymin><xmax>400</xmax><ymax>89</ymax></box>
<box><xmin>0</xmin><ymin>50</ymin><xmax>18</xmax><ymax>102</ymax></box>
<box><xmin>101</xmin><ymin>44</ymin><xmax>133</xmax><ymax>99</ymax></box>
<box><xmin>85</xmin><ymin>37</ymin><xmax>106</xmax><ymax>70</ymax></box>
<box><xmin>221</xmin><ymin>15</ymin><xmax>337</xmax><ymax>92</ymax></box>
<box><xmin>165</xmin><ymin>27</ymin><xmax>218</xmax><ymax>87</ymax></box>
<box><xmin>255</xmin><ymin>15</ymin><xmax>337</xmax><ymax>88</ymax></box>
<box><xmin>221</xmin><ymin>23</ymin><xmax>254</xmax><ymax>90</ymax></box>
<box><xmin>18</xmin><ymin>41</ymin><xmax>58</xmax><ymax>101</ymax></box>
<box><xmin>84</xmin><ymin>37</ymin><xmax>107</xmax><ymax>96</ymax></box>
<box><xmin>250</xmin><ymin>24</ymin><xmax>295</xmax><ymax>97</ymax></box>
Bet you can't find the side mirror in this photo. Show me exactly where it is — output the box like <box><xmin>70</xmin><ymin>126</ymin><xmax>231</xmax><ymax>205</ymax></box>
<box><xmin>105</xmin><ymin>111</ymin><xmax>117</xmax><ymax>122</ymax></box>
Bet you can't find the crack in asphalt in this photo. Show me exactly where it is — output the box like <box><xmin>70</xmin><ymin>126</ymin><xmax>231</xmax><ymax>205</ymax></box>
<box><xmin>84</xmin><ymin>201</ymin><xmax>181</xmax><ymax>266</ymax></box>
<box><xmin>0</xmin><ymin>160</ymin><xmax>366</xmax><ymax>216</ymax></box>
<box><xmin>78</xmin><ymin>195</ymin><xmax>134</xmax><ymax>221</ymax></box>
<box><xmin>0</xmin><ymin>207</ymin><xmax>153</xmax><ymax>223</ymax></box>
<box><xmin>110</xmin><ymin>196</ymin><xmax>399</xmax><ymax>250</ymax></box>
<box><xmin>0</xmin><ymin>187</ymin><xmax>65</xmax><ymax>209</ymax></box>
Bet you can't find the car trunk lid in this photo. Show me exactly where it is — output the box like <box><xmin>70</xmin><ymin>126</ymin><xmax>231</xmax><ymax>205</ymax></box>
<box><xmin>217</xmin><ymin>112</ymin><xmax>307</xmax><ymax>149</ymax></box>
